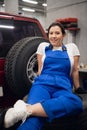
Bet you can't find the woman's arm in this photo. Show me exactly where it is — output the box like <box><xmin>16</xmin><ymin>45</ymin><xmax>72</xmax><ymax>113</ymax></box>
<box><xmin>37</xmin><ymin>54</ymin><xmax>43</xmax><ymax>76</ymax></box>
<box><xmin>36</xmin><ymin>42</ymin><xmax>49</xmax><ymax>76</ymax></box>
<box><xmin>71</xmin><ymin>56</ymin><xmax>80</xmax><ymax>90</ymax></box>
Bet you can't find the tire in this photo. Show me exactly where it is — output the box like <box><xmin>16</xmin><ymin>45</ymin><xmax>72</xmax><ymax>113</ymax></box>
<box><xmin>5</xmin><ymin>37</ymin><xmax>49</xmax><ymax>98</ymax></box>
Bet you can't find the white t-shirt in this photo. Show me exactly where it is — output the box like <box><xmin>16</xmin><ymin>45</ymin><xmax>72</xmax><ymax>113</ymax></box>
<box><xmin>36</xmin><ymin>42</ymin><xmax>80</xmax><ymax>74</ymax></box>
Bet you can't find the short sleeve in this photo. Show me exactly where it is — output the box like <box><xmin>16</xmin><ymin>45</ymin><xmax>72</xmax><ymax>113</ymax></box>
<box><xmin>71</xmin><ymin>43</ymin><xmax>80</xmax><ymax>56</ymax></box>
<box><xmin>36</xmin><ymin>42</ymin><xmax>49</xmax><ymax>55</ymax></box>
<box><xmin>66</xmin><ymin>43</ymin><xmax>80</xmax><ymax>56</ymax></box>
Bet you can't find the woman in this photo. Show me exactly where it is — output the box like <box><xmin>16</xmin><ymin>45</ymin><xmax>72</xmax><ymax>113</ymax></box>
<box><xmin>4</xmin><ymin>22</ymin><xmax>83</xmax><ymax>130</ymax></box>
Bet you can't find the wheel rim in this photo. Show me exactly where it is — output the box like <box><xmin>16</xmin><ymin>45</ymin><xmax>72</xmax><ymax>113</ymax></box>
<box><xmin>26</xmin><ymin>53</ymin><xmax>38</xmax><ymax>83</ymax></box>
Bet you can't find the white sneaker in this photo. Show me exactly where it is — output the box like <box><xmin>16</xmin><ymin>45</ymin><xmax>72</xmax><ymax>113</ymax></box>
<box><xmin>4</xmin><ymin>108</ymin><xmax>20</xmax><ymax>128</ymax></box>
<box><xmin>4</xmin><ymin>100</ymin><xmax>31</xmax><ymax>128</ymax></box>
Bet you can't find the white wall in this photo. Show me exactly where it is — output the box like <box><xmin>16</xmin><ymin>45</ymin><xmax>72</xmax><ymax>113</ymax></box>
<box><xmin>47</xmin><ymin>0</ymin><xmax>87</xmax><ymax>64</ymax></box>
<box><xmin>0</xmin><ymin>5</ymin><xmax>5</xmax><ymax>12</ymax></box>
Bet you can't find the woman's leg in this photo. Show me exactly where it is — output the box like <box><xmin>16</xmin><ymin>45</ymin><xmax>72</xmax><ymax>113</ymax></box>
<box><xmin>17</xmin><ymin>90</ymin><xmax>83</xmax><ymax>129</ymax></box>
<box><xmin>17</xmin><ymin>84</ymin><xmax>51</xmax><ymax>130</ymax></box>
<box><xmin>4</xmin><ymin>84</ymin><xmax>83</xmax><ymax>129</ymax></box>
<box><xmin>17</xmin><ymin>117</ymin><xmax>45</xmax><ymax>130</ymax></box>
<box><xmin>41</xmin><ymin>91</ymin><xmax>83</xmax><ymax>121</ymax></box>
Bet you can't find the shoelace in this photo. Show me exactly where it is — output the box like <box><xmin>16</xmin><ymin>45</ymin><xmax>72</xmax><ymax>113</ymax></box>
<box><xmin>22</xmin><ymin>110</ymin><xmax>32</xmax><ymax>124</ymax></box>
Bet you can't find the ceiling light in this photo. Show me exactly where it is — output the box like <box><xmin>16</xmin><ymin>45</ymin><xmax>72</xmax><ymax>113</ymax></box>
<box><xmin>22</xmin><ymin>0</ymin><xmax>38</xmax><ymax>4</ymax></box>
<box><xmin>42</xmin><ymin>3</ymin><xmax>47</xmax><ymax>7</ymax></box>
<box><xmin>22</xmin><ymin>7</ymin><xmax>35</xmax><ymax>12</ymax></box>
<box><xmin>2</xmin><ymin>4</ymin><xmax>5</xmax><ymax>7</ymax></box>
<box><xmin>0</xmin><ymin>25</ymin><xmax>15</xmax><ymax>29</ymax></box>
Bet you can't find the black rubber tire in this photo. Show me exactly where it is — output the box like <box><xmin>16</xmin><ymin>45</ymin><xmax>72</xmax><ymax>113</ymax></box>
<box><xmin>5</xmin><ymin>37</ymin><xmax>49</xmax><ymax>98</ymax></box>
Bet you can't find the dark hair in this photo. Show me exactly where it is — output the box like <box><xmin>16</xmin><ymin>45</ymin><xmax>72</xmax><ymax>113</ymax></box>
<box><xmin>47</xmin><ymin>22</ymin><xmax>66</xmax><ymax>36</ymax></box>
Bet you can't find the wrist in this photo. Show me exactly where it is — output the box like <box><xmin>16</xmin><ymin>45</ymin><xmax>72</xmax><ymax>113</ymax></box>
<box><xmin>75</xmin><ymin>86</ymin><xmax>80</xmax><ymax>90</ymax></box>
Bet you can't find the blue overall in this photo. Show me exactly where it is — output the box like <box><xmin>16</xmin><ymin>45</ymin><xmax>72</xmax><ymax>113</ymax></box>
<box><xmin>17</xmin><ymin>45</ymin><xmax>83</xmax><ymax>130</ymax></box>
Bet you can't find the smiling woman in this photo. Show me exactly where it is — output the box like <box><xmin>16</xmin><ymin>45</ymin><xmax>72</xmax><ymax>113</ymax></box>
<box><xmin>3</xmin><ymin>22</ymin><xmax>83</xmax><ymax>130</ymax></box>
<box><xmin>48</xmin><ymin>23</ymin><xmax>66</xmax><ymax>47</ymax></box>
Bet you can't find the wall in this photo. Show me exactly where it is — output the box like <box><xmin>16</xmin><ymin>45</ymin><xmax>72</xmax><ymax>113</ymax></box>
<box><xmin>47</xmin><ymin>0</ymin><xmax>87</xmax><ymax>64</ymax></box>
<box><xmin>0</xmin><ymin>5</ymin><xmax>5</xmax><ymax>12</ymax></box>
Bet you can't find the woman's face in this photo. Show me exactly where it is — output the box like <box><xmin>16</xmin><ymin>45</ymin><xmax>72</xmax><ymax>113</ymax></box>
<box><xmin>48</xmin><ymin>25</ymin><xmax>65</xmax><ymax>47</ymax></box>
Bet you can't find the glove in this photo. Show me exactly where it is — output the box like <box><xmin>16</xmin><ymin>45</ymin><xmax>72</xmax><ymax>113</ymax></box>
<box><xmin>75</xmin><ymin>87</ymin><xmax>87</xmax><ymax>94</ymax></box>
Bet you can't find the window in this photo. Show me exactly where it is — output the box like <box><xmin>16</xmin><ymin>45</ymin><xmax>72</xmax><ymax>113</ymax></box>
<box><xmin>0</xmin><ymin>18</ymin><xmax>43</xmax><ymax>57</ymax></box>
